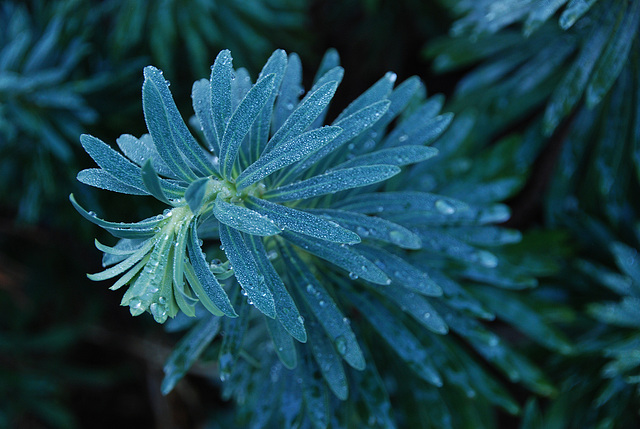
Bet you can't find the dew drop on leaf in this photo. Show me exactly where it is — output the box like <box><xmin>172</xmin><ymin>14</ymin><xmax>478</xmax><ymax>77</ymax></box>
<box><xmin>335</xmin><ymin>336</ymin><xmax>347</xmax><ymax>355</ymax></box>
<box><xmin>435</xmin><ymin>199</ymin><xmax>456</xmax><ymax>215</ymax></box>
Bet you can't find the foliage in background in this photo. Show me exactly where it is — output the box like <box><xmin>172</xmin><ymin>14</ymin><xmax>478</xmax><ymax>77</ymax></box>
<box><xmin>1</xmin><ymin>0</ymin><xmax>639</xmax><ymax>427</ymax></box>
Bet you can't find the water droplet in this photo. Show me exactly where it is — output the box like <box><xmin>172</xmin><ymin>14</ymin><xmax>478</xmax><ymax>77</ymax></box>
<box><xmin>163</xmin><ymin>208</ymin><xmax>172</xmax><ymax>216</ymax></box>
<box><xmin>297</xmin><ymin>315</ymin><xmax>305</xmax><ymax>325</ymax></box>
<box><xmin>476</xmin><ymin>250</ymin><xmax>498</xmax><ymax>268</ymax></box>
<box><xmin>435</xmin><ymin>199</ymin><xmax>456</xmax><ymax>215</ymax></box>
<box><xmin>306</xmin><ymin>284</ymin><xmax>316</xmax><ymax>295</ymax></box>
<box><xmin>267</xmin><ymin>250</ymin><xmax>278</xmax><ymax>260</ymax></box>
<box><xmin>155</xmin><ymin>214</ymin><xmax>165</xmax><ymax>220</ymax></box>
<box><xmin>150</xmin><ymin>302</ymin><xmax>168</xmax><ymax>323</ymax></box>
<box><xmin>356</xmin><ymin>226</ymin><xmax>369</xmax><ymax>237</ymax></box>
<box><xmin>286</xmin><ymin>102</ymin><xmax>294</xmax><ymax>110</ymax></box>
<box><xmin>348</xmin><ymin>272</ymin><xmax>359</xmax><ymax>280</ymax></box>
<box><xmin>129</xmin><ymin>298</ymin><xmax>145</xmax><ymax>316</ymax></box>
<box><xmin>88</xmin><ymin>211</ymin><xmax>96</xmax><ymax>217</ymax></box>
<box><xmin>335</xmin><ymin>336</ymin><xmax>347</xmax><ymax>355</ymax></box>
<box><xmin>318</xmin><ymin>300</ymin><xmax>326</xmax><ymax>307</ymax></box>
<box><xmin>158</xmin><ymin>296</ymin><xmax>167</xmax><ymax>304</ymax></box>
<box><xmin>423</xmin><ymin>312</ymin><xmax>431</xmax><ymax>319</ymax></box>
<box><xmin>398</xmin><ymin>134</ymin><xmax>408</xmax><ymax>143</ymax></box>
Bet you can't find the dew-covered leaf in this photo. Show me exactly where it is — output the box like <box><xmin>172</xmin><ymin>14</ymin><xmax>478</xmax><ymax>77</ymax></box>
<box><xmin>141</xmin><ymin>160</ymin><xmax>172</xmax><ymax>204</ymax></box>
<box><xmin>375</xmin><ymin>286</ymin><xmax>448</xmax><ymax>334</ymax></box>
<box><xmin>283</xmin><ymin>243</ymin><xmax>366</xmax><ymax>370</ymax></box>
<box><xmin>334</xmin><ymin>71</ymin><xmax>395</xmax><ymax>123</ymax></box>
<box><xmin>236</xmin><ymin>126</ymin><xmax>342</xmax><ymax>189</ymax></box>
<box><xmin>382</xmin><ymin>112</ymin><xmax>453</xmax><ymax>148</ymax></box>
<box><xmin>209</xmin><ymin>50</ymin><xmax>233</xmax><ymax>147</ymax></box>
<box><xmin>219</xmin><ymin>224</ymin><xmax>276</xmax><ymax>318</ymax></box>
<box><xmin>70</xmin><ymin>194</ymin><xmax>160</xmax><ymax>239</ymax></box>
<box><xmin>185</xmin><ymin>225</ymin><xmax>236</xmax><ymax>317</ymax></box>
<box><xmin>143</xmin><ymin>66</ymin><xmax>213</xmax><ymax>180</ymax></box>
<box><xmin>298</xmin><ymin>347</ymin><xmax>330</xmax><ymax>429</ymax></box>
<box><xmin>266</xmin><ymin>316</ymin><xmax>297</xmax><ymax>369</ymax></box>
<box><xmin>309</xmin><ymin>208</ymin><xmax>421</xmax><ymax>249</ymax></box>
<box><xmin>304</xmin><ymin>313</ymin><xmax>348</xmax><ymax>400</ymax></box>
<box><xmin>282</xmin><ymin>230</ymin><xmax>390</xmax><ymax>285</ymax></box>
<box><xmin>219</xmin><ymin>73</ymin><xmax>276</xmax><ymax>178</ymax></box>
<box><xmin>115</xmin><ymin>134</ymin><xmax>177</xmax><ymax>179</ymax></box>
<box><xmin>184</xmin><ymin>177</ymin><xmax>209</xmax><ymax>214</ymax></box>
<box><xmin>265</xmin><ymin>165</ymin><xmax>400</xmax><ymax>202</ymax></box>
<box><xmin>247</xmin><ymin>198</ymin><xmax>360</xmax><ymax>245</ymax></box>
<box><xmin>273</xmin><ymin>53</ymin><xmax>303</xmax><ymax>132</ymax></box>
<box><xmin>347</xmin><ymin>289</ymin><xmax>442</xmax><ymax>386</ymax></box>
<box><xmin>219</xmin><ymin>297</ymin><xmax>250</xmax><ymax>381</ymax></box>
<box><xmin>357</xmin><ymin>245</ymin><xmax>442</xmax><ymax>296</ymax></box>
<box><xmin>77</xmin><ymin>168</ymin><xmax>149</xmax><ymax>196</ymax></box>
<box><xmin>334</xmin><ymin>146</ymin><xmax>438</xmax><ymax>170</ymax></box>
<box><xmin>87</xmin><ymin>238</ymin><xmax>155</xmax><ymax>281</ymax></box>
<box><xmin>191</xmin><ymin>78</ymin><xmax>217</xmax><ymax>153</ymax></box>
<box><xmin>161</xmin><ymin>314</ymin><xmax>221</xmax><ymax>394</ymax></box>
<box><xmin>80</xmin><ymin>134</ymin><xmax>149</xmax><ymax>194</ymax></box>
<box><xmin>213</xmin><ymin>197</ymin><xmax>281</xmax><ymax>236</ymax></box>
<box><xmin>247</xmin><ymin>235</ymin><xmax>306</xmax><ymax>342</ymax></box>
<box><xmin>264</xmin><ymin>80</ymin><xmax>340</xmax><ymax>155</ymax></box>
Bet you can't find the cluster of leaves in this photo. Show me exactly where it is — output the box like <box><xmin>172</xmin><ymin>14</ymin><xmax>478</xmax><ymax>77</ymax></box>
<box><xmin>71</xmin><ymin>47</ymin><xmax>570</xmax><ymax>427</ymax></box>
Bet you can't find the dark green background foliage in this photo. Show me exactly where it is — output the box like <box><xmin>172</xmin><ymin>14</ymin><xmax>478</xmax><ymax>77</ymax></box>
<box><xmin>0</xmin><ymin>0</ymin><xmax>638</xmax><ymax>428</ymax></box>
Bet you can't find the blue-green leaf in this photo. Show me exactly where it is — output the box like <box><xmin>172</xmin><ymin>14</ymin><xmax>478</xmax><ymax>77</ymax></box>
<box><xmin>334</xmin><ymin>71</ymin><xmax>396</xmax><ymax>123</ymax></box>
<box><xmin>213</xmin><ymin>197</ymin><xmax>281</xmax><ymax>236</ymax></box>
<box><xmin>219</xmin><ymin>73</ymin><xmax>276</xmax><ymax>178</ymax></box>
<box><xmin>77</xmin><ymin>168</ymin><xmax>149</xmax><ymax>196</ymax></box>
<box><xmin>70</xmin><ymin>194</ymin><xmax>160</xmax><ymax>239</ymax></box>
<box><xmin>282</xmin><ymin>230</ymin><xmax>390</xmax><ymax>285</ymax></box>
<box><xmin>264</xmin><ymin>80</ymin><xmax>340</xmax><ymax>154</ymax></box>
<box><xmin>347</xmin><ymin>289</ymin><xmax>442</xmax><ymax>386</ymax></box>
<box><xmin>246</xmin><ymin>198</ymin><xmax>359</xmax><ymax>244</ymax></box>
<box><xmin>266</xmin><ymin>316</ymin><xmax>297</xmax><ymax>369</ymax></box>
<box><xmin>559</xmin><ymin>0</ymin><xmax>599</xmax><ymax>29</ymax></box>
<box><xmin>116</xmin><ymin>134</ymin><xmax>178</xmax><ymax>179</ymax></box>
<box><xmin>247</xmin><ymin>235</ymin><xmax>306</xmax><ymax>342</ymax></box>
<box><xmin>586</xmin><ymin>1</ymin><xmax>640</xmax><ymax>107</ymax></box>
<box><xmin>219</xmin><ymin>224</ymin><xmax>276</xmax><ymax>318</ymax></box>
<box><xmin>191</xmin><ymin>78</ymin><xmax>217</xmax><ymax>153</ymax></box>
<box><xmin>80</xmin><ymin>134</ymin><xmax>148</xmax><ymax>194</ymax></box>
<box><xmin>219</xmin><ymin>297</ymin><xmax>250</xmax><ymax>381</ymax></box>
<box><xmin>298</xmin><ymin>347</ymin><xmax>330</xmax><ymax>429</ymax></box>
<box><xmin>376</xmin><ymin>286</ymin><xmax>448</xmax><ymax>334</ymax></box>
<box><xmin>185</xmin><ymin>225</ymin><xmax>237</xmax><ymax>317</ymax></box>
<box><xmin>357</xmin><ymin>245</ymin><xmax>442</xmax><ymax>296</ymax></box>
<box><xmin>87</xmin><ymin>238</ymin><xmax>155</xmax><ymax>281</ymax></box>
<box><xmin>184</xmin><ymin>177</ymin><xmax>209</xmax><ymax>214</ymax></box>
<box><xmin>251</xmin><ymin>49</ymin><xmax>287</xmax><ymax>160</ymax></box>
<box><xmin>308</xmin><ymin>208</ymin><xmax>421</xmax><ymax>249</ymax></box>
<box><xmin>161</xmin><ymin>315</ymin><xmax>221</xmax><ymax>394</ymax></box>
<box><xmin>141</xmin><ymin>160</ymin><xmax>172</xmax><ymax>204</ymax></box>
<box><xmin>283</xmin><ymin>243</ymin><xmax>366</xmax><ymax>370</ymax></box>
<box><xmin>333</xmin><ymin>146</ymin><xmax>438</xmax><ymax>170</ymax></box>
<box><xmin>382</xmin><ymin>113</ymin><xmax>454</xmax><ymax>148</ymax></box>
<box><xmin>305</xmin><ymin>313</ymin><xmax>349</xmax><ymax>400</ymax></box>
<box><xmin>143</xmin><ymin>66</ymin><xmax>213</xmax><ymax>180</ymax></box>
<box><xmin>210</xmin><ymin>50</ymin><xmax>233</xmax><ymax>147</ymax></box>
<box><xmin>236</xmin><ymin>126</ymin><xmax>343</xmax><ymax>190</ymax></box>
<box><xmin>273</xmin><ymin>53</ymin><xmax>303</xmax><ymax>132</ymax></box>
<box><xmin>265</xmin><ymin>165</ymin><xmax>400</xmax><ymax>202</ymax></box>
<box><xmin>333</xmin><ymin>191</ymin><xmax>468</xmax><ymax>217</ymax></box>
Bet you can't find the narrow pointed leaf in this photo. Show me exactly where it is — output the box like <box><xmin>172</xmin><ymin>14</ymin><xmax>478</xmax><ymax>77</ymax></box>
<box><xmin>143</xmin><ymin>66</ymin><xmax>212</xmax><ymax>181</ymax></box>
<box><xmin>236</xmin><ymin>126</ymin><xmax>342</xmax><ymax>190</ymax></box>
<box><xmin>186</xmin><ymin>225</ymin><xmax>237</xmax><ymax>317</ymax></box>
<box><xmin>333</xmin><ymin>146</ymin><xmax>438</xmax><ymax>170</ymax></box>
<box><xmin>347</xmin><ymin>289</ymin><xmax>442</xmax><ymax>386</ymax></box>
<box><xmin>282</xmin><ymin>230</ymin><xmax>390</xmax><ymax>285</ymax></box>
<box><xmin>334</xmin><ymin>71</ymin><xmax>396</xmax><ymax>123</ymax></box>
<box><xmin>219</xmin><ymin>73</ymin><xmax>276</xmax><ymax>178</ymax></box>
<box><xmin>358</xmin><ymin>245</ymin><xmax>442</xmax><ymax>296</ymax></box>
<box><xmin>161</xmin><ymin>315</ymin><xmax>221</xmax><ymax>394</ymax></box>
<box><xmin>219</xmin><ymin>224</ymin><xmax>276</xmax><ymax>318</ymax></box>
<box><xmin>305</xmin><ymin>313</ymin><xmax>349</xmax><ymax>400</ymax></box>
<box><xmin>77</xmin><ymin>168</ymin><xmax>149</xmax><ymax>195</ymax></box>
<box><xmin>184</xmin><ymin>177</ymin><xmax>209</xmax><ymax>214</ymax></box>
<box><xmin>116</xmin><ymin>134</ymin><xmax>177</xmax><ymax>179</ymax></box>
<box><xmin>273</xmin><ymin>53</ymin><xmax>303</xmax><ymax>132</ymax></box>
<box><xmin>247</xmin><ymin>235</ymin><xmax>306</xmax><ymax>342</ymax></box>
<box><xmin>213</xmin><ymin>197</ymin><xmax>281</xmax><ymax>236</ymax></box>
<box><xmin>87</xmin><ymin>238</ymin><xmax>155</xmax><ymax>281</ymax></box>
<box><xmin>192</xmin><ymin>78</ymin><xmax>217</xmax><ymax>152</ymax></box>
<box><xmin>264</xmin><ymin>80</ymin><xmax>340</xmax><ymax>154</ymax></box>
<box><xmin>283</xmin><ymin>243</ymin><xmax>366</xmax><ymax>370</ymax></box>
<box><xmin>310</xmin><ymin>208</ymin><xmax>421</xmax><ymax>250</ymax></box>
<box><xmin>80</xmin><ymin>134</ymin><xmax>148</xmax><ymax>194</ymax></box>
<box><xmin>141</xmin><ymin>160</ymin><xmax>172</xmax><ymax>204</ymax></box>
<box><xmin>376</xmin><ymin>286</ymin><xmax>448</xmax><ymax>334</ymax></box>
<box><xmin>210</xmin><ymin>50</ymin><xmax>233</xmax><ymax>145</ymax></box>
<box><xmin>265</xmin><ymin>165</ymin><xmax>400</xmax><ymax>202</ymax></box>
<box><xmin>246</xmin><ymin>197</ymin><xmax>360</xmax><ymax>244</ymax></box>
<box><xmin>266</xmin><ymin>316</ymin><xmax>297</xmax><ymax>369</ymax></box>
